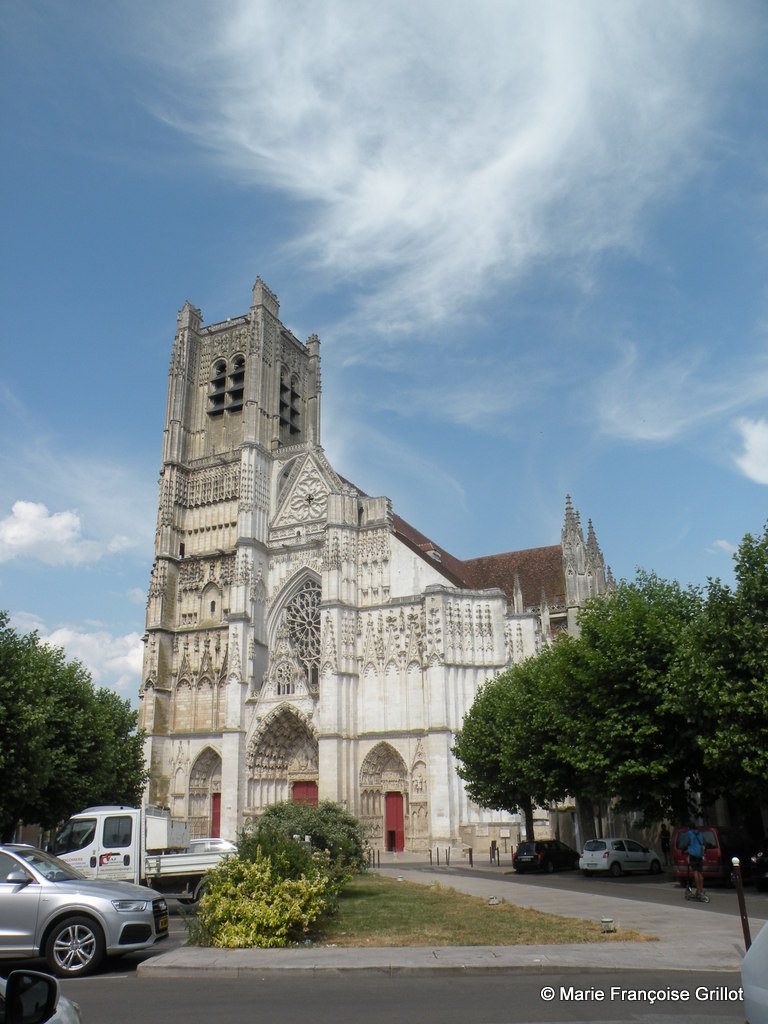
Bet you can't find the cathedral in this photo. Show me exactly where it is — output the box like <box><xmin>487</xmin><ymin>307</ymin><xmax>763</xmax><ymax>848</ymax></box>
<box><xmin>138</xmin><ymin>278</ymin><xmax>612</xmax><ymax>852</ymax></box>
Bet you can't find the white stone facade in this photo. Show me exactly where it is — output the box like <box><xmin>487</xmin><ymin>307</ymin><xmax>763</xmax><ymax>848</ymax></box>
<box><xmin>138</xmin><ymin>279</ymin><xmax>611</xmax><ymax>851</ymax></box>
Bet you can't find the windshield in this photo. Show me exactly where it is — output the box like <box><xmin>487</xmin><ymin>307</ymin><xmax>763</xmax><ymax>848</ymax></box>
<box><xmin>12</xmin><ymin>846</ymin><xmax>86</xmax><ymax>881</ymax></box>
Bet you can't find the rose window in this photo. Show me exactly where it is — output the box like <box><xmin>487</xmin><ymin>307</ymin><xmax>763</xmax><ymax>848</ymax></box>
<box><xmin>285</xmin><ymin>581</ymin><xmax>321</xmax><ymax>691</ymax></box>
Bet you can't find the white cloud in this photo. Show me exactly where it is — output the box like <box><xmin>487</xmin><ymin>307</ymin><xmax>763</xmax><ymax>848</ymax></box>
<box><xmin>0</xmin><ymin>500</ymin><xmax>136</xmax><ymax>566</ymax></box>
<box><xmin>707</xmin><ymin>539</ymin><xmax>736</xmax><ymax>555</ymax></box>
<box><xmin>135</xmin><ymin>1</ymin><xmax>751</xmax><ymax>344</ymax></box>
<box><xmin>42</xmin><ymin>626</ymin><xmax>143</xmax><ymax>694</ymax></box>
<box><xmin>734</xmin><ymin>417</ymin><xmax>768</xmax><ymax>484</ymax></box>
<box><xmin>126</xmin><ymin>587</ymin><xmax>146</xmax><ymax>605</ymax></box>
<box><xmin>9</xmin><ymin>611</ymin><xmax>144</xmax><ymax>695</ymax></box>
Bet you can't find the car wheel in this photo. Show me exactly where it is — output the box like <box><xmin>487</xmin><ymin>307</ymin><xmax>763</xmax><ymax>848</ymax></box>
<box><xmin>609</xmin><ymin>861</ymin><xmax>622</xmax><ymax>877</ymax></box>
<box><xmin>544</xmin><ymin>859</ymin><xmax>555</xmax><ymax>874</ymax></box>
<box><xmin>649</xmin><ymin>859</ymin><xmax>662</xmax><ymax>875</ymax></box>
<box><xmin>45</xmin><ymin>915</ymin><xmax>106</xmax><ymax>978</ymax></box>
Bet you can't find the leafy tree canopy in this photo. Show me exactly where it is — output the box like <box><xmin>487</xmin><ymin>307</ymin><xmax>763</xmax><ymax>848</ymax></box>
<box><xmin>0</xmin><ymin>612</ymin><xmax>148</xmax><ymax>841</ymax></box>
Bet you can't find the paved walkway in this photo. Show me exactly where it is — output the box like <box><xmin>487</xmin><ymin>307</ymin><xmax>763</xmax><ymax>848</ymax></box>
<box><xmin>138</xmin><ymin>854</ymin><xmax>765</xmax><ymax>977</ymax></box>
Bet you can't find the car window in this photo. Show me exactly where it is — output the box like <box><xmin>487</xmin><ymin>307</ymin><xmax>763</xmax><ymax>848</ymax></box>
<box><xmin>0</xmin><ymin>851</ymin><xmax>27</xmax><ymax>882</ymax></box>
<box><xmin>12</xmin><ymin>847</ymin><xmax>86</xmax><ymax>882</ymax></box>
<box><xmin>701</xmin><ymin>829</ymin><xmax>717</xmax><ymax>849</ymax></box>
<box><xmin>584</xmin><ymin>840</ymin><xmax>606</xmax><ymax>851</ymax></box>
<box><xmin>103</xmin><ymin>815</ymin><xmax>133</xmax><ymax>848</ymax></box>
<box><xmin>516</xmin><ymin>843</ymin><xmax>536</xmax><ymax>855</ymax></box>
<box><xmin>51</xmin><ymin>817</ymin><xmax>97</xmax><ymax>854</ymax></box>
<box><xmin>611</xmin><ymin>840</ymin><xmax>626</xmax><ymax>851</ymax></box>
<box><xmin>625</xmin><ymin>840</ymin><xmax>643</xmax><ymax>852</ymax></box>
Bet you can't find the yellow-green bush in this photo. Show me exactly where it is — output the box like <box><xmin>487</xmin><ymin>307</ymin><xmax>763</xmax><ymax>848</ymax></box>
<box><xmin>195</xmin><ymin>852</ymin><xmax>331</xmax><ymax>948</ymax></box>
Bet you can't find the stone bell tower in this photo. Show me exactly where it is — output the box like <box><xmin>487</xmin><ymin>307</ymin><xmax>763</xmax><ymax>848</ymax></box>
<box><xmin>139</xmin><ymin>278</ymin><xmax>321</xmax><ymax>839</ymax></box>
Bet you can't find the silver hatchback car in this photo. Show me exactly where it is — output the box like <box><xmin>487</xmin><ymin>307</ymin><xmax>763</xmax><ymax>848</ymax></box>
<box><xmin>579</xmin><ymin>836</ymin><xmax>662</xmax><ymax>876</ymax></box>
<box><xmin>0</xmin><ymin>845</ymin><xmax>168</xmax><ymax>978</ymax></box>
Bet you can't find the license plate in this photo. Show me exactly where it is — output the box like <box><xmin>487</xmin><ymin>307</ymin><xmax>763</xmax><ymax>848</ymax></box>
<box><xmin>158</xmin><ymin>915</ymin><xmax>168</xmax><ymax>931</ymax></box>
<box><xmin>520</xmin><ymin>855</ymin><xmax>534</xmax><ymax>861</ymax></box>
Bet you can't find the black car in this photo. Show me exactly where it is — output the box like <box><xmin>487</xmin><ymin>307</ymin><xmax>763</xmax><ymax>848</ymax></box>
<box><xmin>512</xmin><ymin>839</ymin><xmax>579</xmax><ymax>874</ymax></box>
<box><xmin>751</xmin><ymin>842</ymin><xmax>768</xmax><ymax>892</ymax></box>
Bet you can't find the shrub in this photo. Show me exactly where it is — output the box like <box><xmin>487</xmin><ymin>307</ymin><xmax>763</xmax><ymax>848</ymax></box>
<box><xmin>240</xmin><ymin>800</ymin><xmax>368</xmax><ymax>879</ymax></box>
<box><xmin>194</xmin><ymin>851</ymin><xmax>331</xmax><ymax>948</ymax></box>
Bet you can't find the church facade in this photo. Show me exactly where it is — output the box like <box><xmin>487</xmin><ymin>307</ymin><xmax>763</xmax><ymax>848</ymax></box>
<box><xmin>138</xmin><ymin>278</ymin><xmax>611</xmax><ymax>852</ymax></box>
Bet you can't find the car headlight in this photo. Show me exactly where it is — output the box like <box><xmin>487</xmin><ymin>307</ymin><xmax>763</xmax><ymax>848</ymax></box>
<box><xmin>112</xmin><ymin>899</ymin><xmax>149</xmax><ymax>913</ymax></box>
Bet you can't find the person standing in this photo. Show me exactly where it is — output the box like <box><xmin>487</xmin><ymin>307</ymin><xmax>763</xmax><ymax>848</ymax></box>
<box><xmin>660</xmin><ymin>823</ymin><xmax>671</xmax><ymax>867</ymax></box>
<box><xmin>686</xmin><ymin>825</ymin><xmax>706</xmax><ymax>898</ymax></box>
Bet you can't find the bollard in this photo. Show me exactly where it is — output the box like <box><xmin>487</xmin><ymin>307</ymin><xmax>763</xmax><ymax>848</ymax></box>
<box><xmin>377</xmin><ymin>849</ymin><xmax>380</xmax><ymax>869</ymax></box>
<box><xmin>436</xmin><ymin>847</ymin><xmax>440</xmax><ymax>866</ymax></box>
<box><xmin>732</xmin><ymin>857</ymin><xmax>752</xmax><ymax>950</ymax></box>
<box><xmin>446</xmin><ymin>847</ymin><xmax>450</xmax><ymax>867</ymax></box>
<box><xmin>429</xmin><ymin>849</ymin><xmax>432</xmax><ymax>866</ymax></box>
<box><xmin>469</xmin><ymin>848</ymin><xmax>473</xmax><ymax>868</ymax></box>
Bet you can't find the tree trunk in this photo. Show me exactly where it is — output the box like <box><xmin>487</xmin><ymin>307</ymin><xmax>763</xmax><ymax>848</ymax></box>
<box><xmin>574</xmin><ymin>794</ymin><xmax>597</xmax><ymax>846</ymax></box>
<box><xmin>522</xmin><ymin>795</ymin><xmax>535</xmax><ymax>841</ymax></box>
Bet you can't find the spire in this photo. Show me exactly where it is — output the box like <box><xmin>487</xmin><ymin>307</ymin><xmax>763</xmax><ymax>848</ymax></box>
<box><xmin>513</xmin><ymin>571</ymin><xmax>524</xmax><ymax>614</ymax></box>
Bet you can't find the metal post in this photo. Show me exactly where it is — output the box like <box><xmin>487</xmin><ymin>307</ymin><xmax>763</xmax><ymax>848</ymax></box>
<box><xmin>429</xmin><ymin>849</ymin><xmax>432</xmax><ymax>866</ymax></box>
<box><xmin>732</xmin><ymin>857</ymin><xmax>752</xmax><ymax>951</ymax></box>
<box><xmin>436</xmin><ymin>847</ymin><xmax>440</xmax><ymax>866</ymax></box>
<box><xmin>468</xmin><ymin>848</ymin><xmax>473</xmax><ymax>868</ymax></box>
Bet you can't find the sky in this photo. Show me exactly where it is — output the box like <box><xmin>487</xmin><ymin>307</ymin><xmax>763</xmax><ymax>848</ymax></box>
<box><xmin>2</xmin><ymin>1</ymin><xmax>768</xmax><ymax>704</ymax></box>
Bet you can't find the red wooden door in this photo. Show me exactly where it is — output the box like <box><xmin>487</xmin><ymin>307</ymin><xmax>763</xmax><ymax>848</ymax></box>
<box><xmin>385</xmin><ymin>792</ymin><xmax>404</xmax><ymax>851</ymax></box>
<box><xmin>292</xmin><ymin>781</ymin><xmax>318</xmax><ymax>805</ymax></box>
<box><xmin>211</xmin><ymin>793</ymin><xmax>221</xmax><ymax>838</ymax></box>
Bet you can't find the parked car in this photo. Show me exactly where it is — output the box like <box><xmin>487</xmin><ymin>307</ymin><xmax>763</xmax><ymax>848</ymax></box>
<box><xmin>0</xmin><ymin>970</ymin><xmax>82</xmax><ymax>1024</ymax></box>
<box><xmin>0</xmin><ymin>844</ymin><xmax>168</xmax><ymax>978</ymax></box>
<box><xmin>579</xmin><ymin>837</ymin><xmax>662</xmax><ymax>876</ymax></box>
<box><xmin>742</xmin><ymin>919</ymin><xmax>768</xmax><ymax>1024</ymax></box>
<box><xmin>512</xmin><ymin>839</ymin><xmax>579</xmax><ymax>874</ymax></box>
<box><xmin>185</xmin><ymin>837</ymin><xmax>237</xmax><ymax>855</ymax></box>
<box><xmin>672</xmin><ymin>825</ymin><xmax>754</xmax><ymax>887</ymax></box>
<box><xmin>751</xmin><ymin>841</ymin><xmax>768</xmax><ymax>892</ymax></box>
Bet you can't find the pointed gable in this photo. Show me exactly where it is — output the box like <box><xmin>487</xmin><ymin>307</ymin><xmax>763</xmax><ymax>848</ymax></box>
<box><xmin>272</xmin><ymin>451</ymin><xmax>341</xmax><ymax>529</ymax></box>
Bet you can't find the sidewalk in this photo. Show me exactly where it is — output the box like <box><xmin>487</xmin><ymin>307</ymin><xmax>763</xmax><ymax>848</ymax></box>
<box><xmin>138</xmin><ymin>854</ymin><xmax>765</xmax><ymax>977</ymax></box>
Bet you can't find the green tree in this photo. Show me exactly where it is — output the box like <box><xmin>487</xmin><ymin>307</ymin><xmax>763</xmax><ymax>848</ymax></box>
<box><xmin>453</xmin><ymin>572</ymin><xmax>704</xmax><ymax>833</ymax></box>
<box><xmin>670</xmin><ymin>524</ymin><xmax>768</xmax><ymax>808</ymax></box>
<box><xmin>559</xmin><ymin>572</ymin><xmax>704</xmax><ymax>822</ymax></box>
<box><xmin>452</xmin><ymin>655</ymin><xmax>571</xmax><ymax>838</ymax></box>
<box><xmin>0</xmin><ymin>612</ymin><xmax>52</xmax><ymax>839</ymax></box>
<box><xmin>0</xmin><ymin>612</ymin><xmax>148</xmax><ymax>840</ymax></box>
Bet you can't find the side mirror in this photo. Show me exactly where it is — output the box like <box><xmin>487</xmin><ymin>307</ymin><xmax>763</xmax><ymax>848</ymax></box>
<box><xmin>5</xmin><ymin>871</ymin><xmax>30</xmax><ymax>888</ymax></box>
<box><xmin>4</xmin><ymin>971</ymin><xmax>59</xmax><ymax>1024</ymax></box>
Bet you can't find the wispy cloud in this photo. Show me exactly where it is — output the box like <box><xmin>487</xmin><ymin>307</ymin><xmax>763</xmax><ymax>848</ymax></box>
<box><xmin>707</xmin><ymin>538</ymin><xmax>736</xmax><ymax>555</ymax></box>
<box><xmin>593</xmin><ymin>342</ymin><xmax>768</xmax><ymax>444</ymax></box>
<box><xmin>134</xmin><ymin>1</ymin><xmax>750</xmax><ymax>344</ymax></box>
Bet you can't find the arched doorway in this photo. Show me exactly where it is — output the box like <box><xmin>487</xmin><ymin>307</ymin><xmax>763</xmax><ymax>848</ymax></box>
<box><xmin>246</xmin><ymin>706</ymin><xmax>318</xmax><ymax>814</ymax></box>
<box><xmin>360</xmin><ymin>743</ymin><xmax>409</xmax><ymax>851</ymax></box>
<box><xmin>188</xmin><ymin>747</ymin><xmax>222</xmax><ymax>838</ymax></box>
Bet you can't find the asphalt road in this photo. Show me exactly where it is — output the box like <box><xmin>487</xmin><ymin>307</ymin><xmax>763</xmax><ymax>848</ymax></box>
<box><xmin>56</xmin><ymin>968</ymin><xmax>746</xmax><ymax>1023</ymax></box>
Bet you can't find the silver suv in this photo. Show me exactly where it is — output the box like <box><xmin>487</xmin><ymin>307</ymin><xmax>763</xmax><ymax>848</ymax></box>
<box><xmin>0</xmin><ymin>845</ymin><xmax>168</xmax><ymax>977</ymax></box>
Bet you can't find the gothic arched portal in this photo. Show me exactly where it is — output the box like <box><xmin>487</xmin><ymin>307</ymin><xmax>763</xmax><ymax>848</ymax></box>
<box><xmin>245</xmin><ymin>706</ymin><xmax>318</xmax><ymax>814</ymax></box>
<box><xmin>188</xmin><ymin>746</ymin><xmax>222</xmax><ymax>838</ymax></box>
<box><xmin>359</xmin><ymin>742</ymin><xmax>409</xmax><ymax>851</ymax></box>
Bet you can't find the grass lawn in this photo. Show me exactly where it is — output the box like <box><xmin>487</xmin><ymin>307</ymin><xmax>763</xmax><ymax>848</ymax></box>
<box><xmin>318</xmin><ymin>873</ymin><xmax>650</xmax><ymax>947</ymax></box>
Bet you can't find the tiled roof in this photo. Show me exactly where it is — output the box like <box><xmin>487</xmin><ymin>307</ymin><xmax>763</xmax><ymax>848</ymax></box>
<box><xmin>462</xmin><ymin>547</ymin><xmax>565</xmax><ymax>610</ymax></box>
